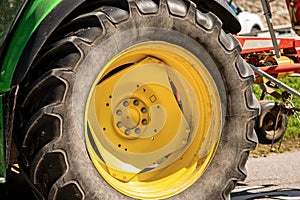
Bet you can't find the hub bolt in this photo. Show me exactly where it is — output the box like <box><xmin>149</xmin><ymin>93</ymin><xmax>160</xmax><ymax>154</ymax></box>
<box><xmin>141</xmin><ymin>107</ymin><xmax>147</xmax><ymax>113</ymax></box>
<box><xmin>116</xmin><ymin>110</ymin><xmax>122</xmax><ymax>116</ymax></box>
<box><xmin>125</xmin><ymin>129</ymin><xmax>131</xmax><ymax>135</ymax></box>
<box><xmin>123</xmin><ymin>101</ymin><xmax>129</xmax><ymax>107</ymax></box>
<box><xmin>133</xmin><ymin>100</ymin><xmax>140</xmax><ymax>106</ymax></box>
<box><xmin>135</xmin><ymin>128</ymin><xmax>141</xmax><ymax>134</ymax></box>
<box><xmin>142</xmin><ymin>119</ymin><xmax>148</xmax><ymax>125</ymax></box>
<box><xmin>117</xmin><ymin>122</ymin><xmax>123</xmax><ymax>128</ymax></box>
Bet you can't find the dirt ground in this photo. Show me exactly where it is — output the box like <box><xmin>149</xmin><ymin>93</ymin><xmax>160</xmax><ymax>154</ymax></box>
<box><xmin>250</xmin><ymin>135</ymin><xmax>300</xmax><ymax>158</ymax></box>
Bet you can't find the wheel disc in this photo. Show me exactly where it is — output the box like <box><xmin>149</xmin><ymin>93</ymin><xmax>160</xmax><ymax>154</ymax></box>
<box><xmin>85</xmin><ymin>41</ymin><xmax>223</xmax><ymax>199</ymax></box>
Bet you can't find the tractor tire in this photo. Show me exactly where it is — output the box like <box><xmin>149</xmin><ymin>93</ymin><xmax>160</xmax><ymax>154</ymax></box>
<box><xmin>255</xmin><ymin>100</ymin><xmax>288</xmax><ymax>144</ymax></box>
<box><xmin>15</xmin><ymin>0</ymin><xmax>259</xmax><ymax>199</ymax></box>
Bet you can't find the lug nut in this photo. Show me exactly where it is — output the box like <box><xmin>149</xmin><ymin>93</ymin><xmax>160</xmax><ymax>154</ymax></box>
<box><xmin>142</xmin><ymin>119</ymin><xmax>148</xmax><ymax>125</ymax></box>
<box><xmin>135</xmin><ymin>128</ymin><xmax>141</xmax><ymax>134</ymax></box>
<box><xmin>133</xmin><ymin>100</ymin><xmax>139</xmax><ymax>106</ymax></box>
<box><xmin>123</xmin><ymin>101</ymin><xmax>129</xmax><ymax>107</ymax></box>
<box><xmin>141</xmin><ymin>107</ymin><xmax>147</xmax><ymax>113</ymax></box>
<box><xmin>125</xmin><ymin>129</ymin><xmax>131</xmax><ymax>135</ymax></box>
<box><xmin>117</xmin><ymin>122</ymin><xmax>123</xmax><ymax>128</ymax></box>
<box><xmin>116</xmin><ymin>110</ymin><xmax>122</xmax><ymax>116</ymax></box>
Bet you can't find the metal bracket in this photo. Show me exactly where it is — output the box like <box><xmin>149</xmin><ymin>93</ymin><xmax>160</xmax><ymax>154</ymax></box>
<box><xmin>259</xmin><ymin>81</ymin><xmax>282</xmax><ymax>100</ymax></box>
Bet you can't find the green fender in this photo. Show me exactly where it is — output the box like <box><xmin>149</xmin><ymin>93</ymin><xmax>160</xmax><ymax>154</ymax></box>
<box><xmin>0</xmin><ymin>0</ymin><xmax>62</xmax><ymax>93</ymax></box>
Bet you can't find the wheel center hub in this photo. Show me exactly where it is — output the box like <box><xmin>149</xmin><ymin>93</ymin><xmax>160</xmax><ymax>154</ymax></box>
<box><xmin>114</xmin><ymin>98</ymin><xmax>150</xmax><ymax>138</ymax></box>
<box><xmin>122</xmin><ymin>107</ymin><xmax>139</xmax><ymax>128</ymax></box>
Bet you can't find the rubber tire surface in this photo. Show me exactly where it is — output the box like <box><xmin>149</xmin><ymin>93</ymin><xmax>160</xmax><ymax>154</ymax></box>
<box><xmin>15</xmin><ymin>0</ymin><xmax>259</xmax><ymax>199</ymax></box>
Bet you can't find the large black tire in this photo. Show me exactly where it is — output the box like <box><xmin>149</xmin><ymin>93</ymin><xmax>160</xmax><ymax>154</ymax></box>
<box><xmin>15</xmin><ymin>0</ymin><xmax>259</xmax><ymax>199</ymax></box>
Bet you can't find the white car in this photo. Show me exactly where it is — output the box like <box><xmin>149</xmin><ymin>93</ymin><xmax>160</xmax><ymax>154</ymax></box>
<box><xmin>227</xmin><ymin>1</ymin><xmax>264</xmax><ymax>35</ymax></box>
<box><xmin>237</xmin><ymin>9</ymin><xmax>264</xmax><ymax>35</ymax></box>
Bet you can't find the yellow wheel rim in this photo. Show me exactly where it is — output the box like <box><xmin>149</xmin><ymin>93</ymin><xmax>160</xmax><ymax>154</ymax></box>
<box><xmin>85</xmin><ymin>41</ymin><xmax>223</xmax><ymax>199</ymax></box>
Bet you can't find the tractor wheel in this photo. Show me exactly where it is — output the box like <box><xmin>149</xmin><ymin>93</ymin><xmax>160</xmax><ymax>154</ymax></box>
<box><xmin>255</xmin><ymin>100</ymin><xmax>288</xmax><ymax>144</ymax></box>
<box><xmin>15</xmin><ymin>0</ymin><xmax>259</xmax><ymax>199</ymax></box>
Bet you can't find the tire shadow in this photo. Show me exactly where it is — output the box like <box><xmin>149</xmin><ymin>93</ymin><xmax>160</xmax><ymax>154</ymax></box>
<box><xmin>0</xmin><ymin>169</ymin><xmax>36</xmax><ymax>199</ymax></box>
<box><xmin>231</xmin><ymin>183</ymin><xmax>300</xmax><ymax>200</ymax></box>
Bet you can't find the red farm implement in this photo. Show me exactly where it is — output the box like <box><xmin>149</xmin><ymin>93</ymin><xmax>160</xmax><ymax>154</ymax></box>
<box><xmin>237</xmin><ymin>35</ymin><xmax>300</xmax><ymax>146</ymax></box>
<box><xmin>227</xmin><ymin>0</ymin><xmax>300</xmax><ymax>147</ymax></box>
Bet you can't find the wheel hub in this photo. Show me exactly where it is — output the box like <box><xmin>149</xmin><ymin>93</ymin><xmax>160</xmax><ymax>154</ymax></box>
<box><xmin>89</xmin><ymin>57</ymin><xmax>190</xmax><ymax>172</ymax></box>
<box><xmin>113</xmin><ymin>97</ymin><xmax>150</xmax><ymax>139</ymax></box>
